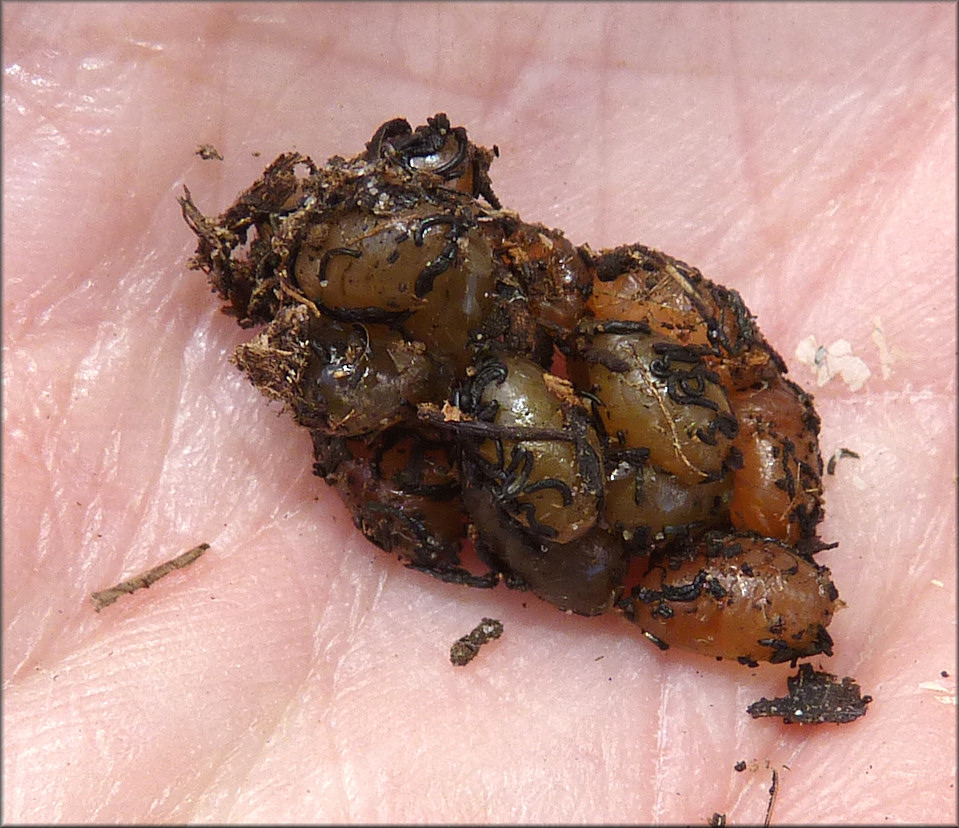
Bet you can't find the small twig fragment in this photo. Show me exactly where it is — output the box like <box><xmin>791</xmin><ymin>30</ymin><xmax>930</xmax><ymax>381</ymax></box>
<box><xmin>763</xmin><ymin>769</ymin><xmax>778</xmax><ymax>828</ymax></box>
<box><xmin>91</xmin><ymin>543</ymin><xmax>209</xmax><ymax>612</ymax></box>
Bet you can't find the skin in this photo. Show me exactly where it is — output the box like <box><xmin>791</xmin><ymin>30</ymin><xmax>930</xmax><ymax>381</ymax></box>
<box><xmin>4</xmin><ymin>3</ymin><xmax>955</xmax><ymax>823</ymax></box>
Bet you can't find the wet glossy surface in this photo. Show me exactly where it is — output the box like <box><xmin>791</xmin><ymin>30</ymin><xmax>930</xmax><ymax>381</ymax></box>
<box><xmin>180</xmin><ymin>113</ymin><xmax>839</xmax><ymax>664</ymax></box>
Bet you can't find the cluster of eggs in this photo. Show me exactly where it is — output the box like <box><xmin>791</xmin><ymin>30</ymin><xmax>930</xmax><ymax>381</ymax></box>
<box><xmin>181</xmin><ymin>114</ymin><xmax>839</xmax><ymax>667</ymax></box>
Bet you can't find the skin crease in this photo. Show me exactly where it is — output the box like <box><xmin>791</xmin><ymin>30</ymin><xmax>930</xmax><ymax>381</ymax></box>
<box><xmin>3</xmin><ymin>3</ymin><xmax>955</xmax><ymax>824</ymax></box>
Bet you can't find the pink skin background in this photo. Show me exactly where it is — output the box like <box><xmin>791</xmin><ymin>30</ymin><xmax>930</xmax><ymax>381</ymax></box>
<box><xmin>4</xmin><ymin>3</ymin><xmax>956</xmax><ymax>824</ymax></box>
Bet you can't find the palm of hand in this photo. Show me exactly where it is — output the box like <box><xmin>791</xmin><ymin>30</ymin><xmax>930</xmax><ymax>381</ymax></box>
<box><xmin>4</xmin><ymin>5</ymin><xmax>954</xmax><ymax>823</ymax></box>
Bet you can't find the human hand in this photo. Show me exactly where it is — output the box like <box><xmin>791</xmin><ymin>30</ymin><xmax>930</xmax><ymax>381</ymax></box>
<box><xmin>5</xmin><ymin>4</ymin><xmax>954</xmax><ymax>823</ymax></box>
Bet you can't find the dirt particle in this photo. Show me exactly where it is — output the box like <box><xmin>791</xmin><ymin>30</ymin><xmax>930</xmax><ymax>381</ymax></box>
<box><xmin>747</xmin><ymin>663</ymin><xmax>872</xmax><ymax>724</ymax></box>
<box><xmin>450</xmin><ymin>617</ymin><xmax>504</xmax><ymax>666</ymax></box>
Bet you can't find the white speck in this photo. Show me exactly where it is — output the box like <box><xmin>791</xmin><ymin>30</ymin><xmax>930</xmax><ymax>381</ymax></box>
<box><xmin>870</xmin><ymin>317</ymin><xmax>905</xmax><ymax>380</ymax></box>
<box><xmin>130</xmin><ymin>40</ymin><xmax>164</xmax><ymax>52</ymax></box>
<box><xmin>795</xmin><ymin>335</ymin><xmax>871</xmax><ymax>391</ymax></box>
<box><xmin>919</xmin><ymin>681</ymin><xmax>957</xmax><ymax>705</ymax></box>
<box><xmin>80</xmin><ymin>57</ymin><xmax>109</xmax><ymax>71</ymax></box>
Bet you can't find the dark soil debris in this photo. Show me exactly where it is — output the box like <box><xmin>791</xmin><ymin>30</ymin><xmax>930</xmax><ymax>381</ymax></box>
<box><xmin>450</xmin><ymin>617</ymin><xmax>504</xmax><ymax>666</ymax></box>
<box><xmin>195</xmin><ymin>143</ymin><xmax>223</xmax><ymax>161</ymax></box>
<box><xmin>747</xmin><ymin>663</ymin><xmax>873</xmax><ymax>724</ymax></box>
<box><xmin>826</xmin><ymin>447</ymin><xmax>860</xmax><ymax>476</ymax></box>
